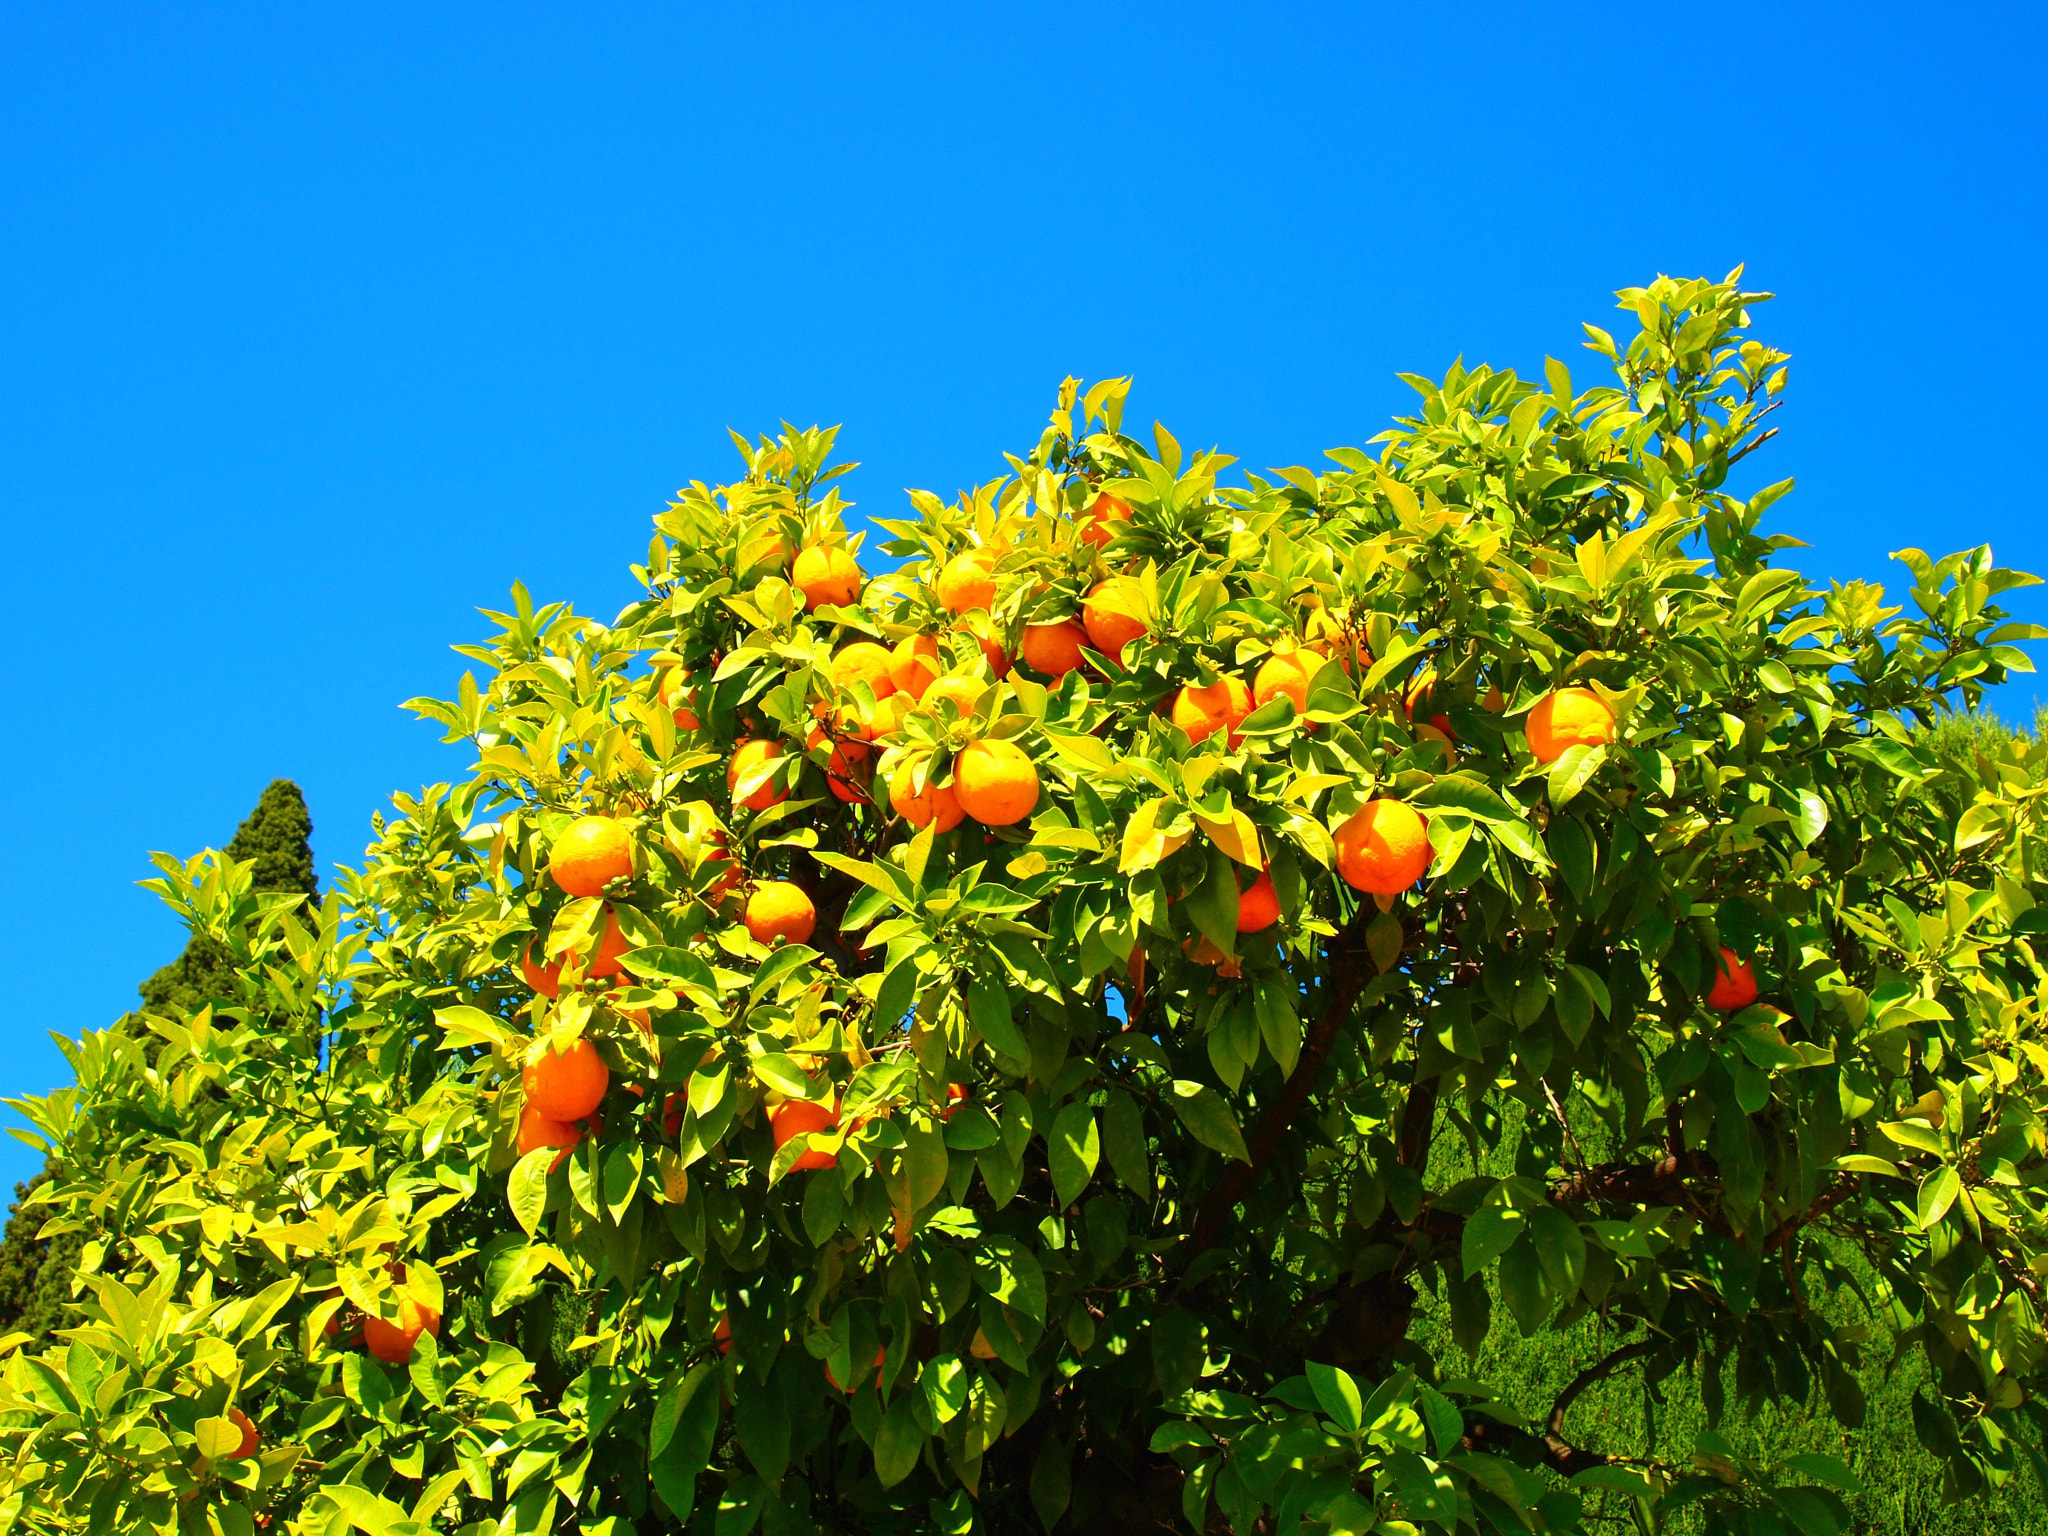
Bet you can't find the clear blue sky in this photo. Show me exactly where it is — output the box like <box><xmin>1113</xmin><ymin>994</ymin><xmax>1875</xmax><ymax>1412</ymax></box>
<box><xmin>1</xmin><ymin>3</ymin><xmax>2042</xmax><ymax>1187</ymax></box>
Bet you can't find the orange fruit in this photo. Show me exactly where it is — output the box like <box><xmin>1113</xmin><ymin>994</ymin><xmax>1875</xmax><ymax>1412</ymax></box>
<box><xmin>745</xmin><ymin>881</ymin><xmax>817</xmax><ymax>946</ymax></box>
<box><xmin>1304</xmin><ymin>609</ymin><xmax>1368</xmax><ymax>673</ymax></box>
<box><xmin>226</xmin><ymin>1408</ymin><xmax>259</xmax><ymax>1460</ymax></box>
<box><xmin>699</xmin><ymin>831</ymin><xmax>742</xmax><ymax>901</ymax></box>
<box><xmin>1077</xmin><ymin>490</ymin><xmax>1132</xmax><ymax>547</ymax></box>
<box><xmin>806</xmin><ymin>725</ymin><xmax>872</xmax><ymax>802</ymax></box>
<box><xmin>890</xmin><ymin>761</ymin><xmax>966</xmax><ymax>832</ymax></box>
<box><xmin>970</xmin><ymin>1327</ymin><xmax>999</xmax><ymax>1360</ymax></box>
<box><xmin>1253</xmin><ymin>650</ymin><xmax>1318</xmax><ymax>715</ymax></box>
<box><xmin>1082</xmin><ymin>578</ymin><xmax>1148</xmax><ymax>662</ymax></box>
<box><xmin>962</xmin><ymin>625</ymin><xmax>1012</xmax><ymax>679</ymax></box>
<box><xmin>364</xmin><ymin>1296</ymin><xmax>440</xmax><ymax>1366</ymax></box>
<box><xmin>1413</xmin><ymin>722</ymin><xmax>1455</xmax><ymax>762</ymax></box>
<box><xmin>715</xmin><ymin>1313</ymin><xmax>732</xmax><ymax>1354</ymax></box>
<box><xmin>728</xmin><ymin>739</ymin><xmax>789</xmax><ymax>812</ymax></box>
<box><xmin>890</xmin><ymin>634</ymin><xmax>943</xmax><ymax>699</ymax></box>
<box><xmin>1483</xmin><ymin>685</ymin><xmax>1506</xmax><ymax>712</ymax></box>
<box><xmin>524</xmin><ymin>1037</ymin><xmax>610</xmax><ymax>1122</ymax></box>
<box><xmin>549</xmin><ymin>816</ymin><xmax>634</xmax><ymax>898</ymax></box>
<box><xmin>1170</xmin><ymin>675</ymin><xmax>1253</xmax><ymax>747</ymax></box>
<box><xmin>830</xmin><ymin>642</ymin><xmax>897</xmax><ymax>700</ymax></box>
<box><xmin>1236</xmin><ymin>870</ymin><xmax>1280</xmax><ymax>933</ymax></box>
<box><xmin>954</xmin><ymin>739</ymin><xmax>1040</xmax><ymax>826</ymax></box>
<box><xmin>1021</xmin><ymin>620</ymin><xmax>1089</xmax><ymax>677</ymax></box>
<box><xmin>827</xmin><ymin>1344</ymin><xmax>888</xmax><ymax>1393</ymax></box>
<box><xmin>520</xmin><ymin>941</ymin><xmax>564</xmax><ymax>1000</ymax></box>
<box><xmin>920</xmin><ymin>674</ymin><xmax>984</xmax><ymax>720</ymax></box>
<box><xmin>1705</xmin><ymin>948</ymin><xmax>1759</xmax><ymax>1011</ymax></box>
<box><xmin>935</xmin><ymin>549</ymin><xmax>998</xmax><ymax>614</ymax></box>
<box><xmin>770</xmin><ymin>1096</ymin><xmax>840</xmax><ymax>1171</ymax></box>
<box><xmin>1334</xmin><ymin>800</ymin><xmax>1432</xmax><ymax>895</ymax></box>
<box><xmin>517</xmin><ymin>1102</ymin><xmax>582</xmax><ymax>1161</ymax></box>
<box><xmin>860</xmin><ymin>692</ymin><xmax>912</xmax><ymax>740</ymax></box>
<box><xmin>942</xmin><ymin>1083</ymin><xmax>969</xmax><ymax>1121</ymax></box>
<box><xmin>1526</xmin><ymin>687</ymin><xmax>1616</xmax><ymax>764</ymax></box>
<box><xmin>1405</xmin><ymin>667</ymin><xmax>1454</xmax><ymax>738</ymax></box>
<box><xmin>657</xmin><ymin>668</ymin><xmax>700</xmax><ymax>730</ymax></box>
<box><xmin>792</xmin><ymin>544</ymin><xmax>863</xmax><ymax>610</ymax></box>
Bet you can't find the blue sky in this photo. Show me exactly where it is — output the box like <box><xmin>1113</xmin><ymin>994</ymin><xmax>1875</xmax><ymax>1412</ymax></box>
<box><xmin>1</xmin><ymin>3</ymin><xmax>2042</xmax><ymax>1187</ymax></box>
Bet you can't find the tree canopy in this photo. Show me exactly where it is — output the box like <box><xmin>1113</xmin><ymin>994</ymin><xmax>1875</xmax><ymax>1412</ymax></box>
<box><xmin>6</xmin><ymin>272</ymin><xmax>2048</xmax><ymax>1536</ymax></box>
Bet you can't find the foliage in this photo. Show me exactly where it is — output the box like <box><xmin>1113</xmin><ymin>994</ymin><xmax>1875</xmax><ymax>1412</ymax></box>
<box><xmin>5</xmin><ymin>272</ymin><xmax>2048</xmax><ymax>1536</ymax></box>
<box><xmin>0</xmin><ymin>780</ymin><xmax>318</xmax><ymax>1349</ymax></box>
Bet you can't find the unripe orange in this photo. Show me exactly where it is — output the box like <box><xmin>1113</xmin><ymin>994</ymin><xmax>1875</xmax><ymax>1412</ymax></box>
<box><xmin>1077</xmin><ymin>490</ymin><xmax>1132</xmax><ymax>548</ymax></box>
<box><xmin>549</xmin><ymin>816</ymin><xmax>634</xmax><ymax>897</ymax></box>
<box><xmin>1170</xmin><ymin>675</ymin><xmax>1253</xmax><ymax>747</ymax></box>
<box><xmin>1021</xmin><ymin>621</ymin><xmax>1089</xmax><ymax>678</ymax></box>
<box><xmin>728</xmin><ymin>739</ymin><xmax>789</xmax><ymax>812</ymax></box>
<box><xmin>806</xmin><ymin>726</ymin><xmax>871</xmax><ymax>802</ymax></box>
<box><xmin>935</xmin><ymin>549</ymin><xmax>998</xmax><ymax>614</ymax></box>
<box><xmin>1253</xmin><ymin>650</ymin><xmax>1318</xmax><ymax>715</ymax></box>
<box><xmin>770</xmin><ymin>1096</ymin><xmax>840</xmax><ymax>1171</ymax></box>
<box><xmin>745</xmin><ymin>881</ymin><xmax>817</xmax><ymax>946</ymax></box>
<box><xmin>792</xmin><ymin>544</ymin><xmax>863</xmax><ymax>610</ymax></box>
<box><xmin>364</xmin><ymin>1297</ymin><xmax>440</xmax><ymax>1366</ymax></box>
<box><xmin>889</xmin><ymin>634</ymin><xmax>943</xmax><ymax>699</ymax></box>
<box><xmin>1705</xmin><ymin>947</ymin><xmax>1759</xmax><ymax>1012</ymax></box>
<box><xmin>954</xmin><ymin>739</ymin><xmax>1040</xmax><ymax>826</ymax></box>
<box><xmin>890</xmin><ymin>761</ymin><xmax>966</xmax><ymax>832</ymax></box>
<box><xmin>524</xmin><ymin>1037</ymin><xmax>610</xmax><ymax>1122</ymax></box>
<box><xmin>1236</xmin><ymin>870</ymin><xmax>1280</xmax><ymax>933</ymax></box>
<box><xmin>1526</xmin><ymin>687</ymin><xmax>1616</xmax><ymax>764</ymax></box>
<box><xmin>1082</xmin><ymin>578</ymin><xmax>1148</xmax><ymax>662</ymax></box>
<box><xmin>1334</xmin><ymin>800</ymin><xmax>1431</xmax><ymax>895</ymax></box>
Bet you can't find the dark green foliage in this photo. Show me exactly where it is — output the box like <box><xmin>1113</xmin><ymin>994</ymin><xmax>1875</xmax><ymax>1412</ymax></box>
<box><xmin>0</xmin><ymin>780</ymin><xmax>316</xmax><ymax>1343</ymax></box>
<box><xmin>135</xmin><ymin>779</ymin><xmax>317</xmax><ymax>1018</ymax></box>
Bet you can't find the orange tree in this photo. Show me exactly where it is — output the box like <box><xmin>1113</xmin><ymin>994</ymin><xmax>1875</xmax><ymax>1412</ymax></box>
<box><xmin>7</xmin><ymin>270</ymin><xmax>2048</xmax><ymax>1536</ymax></box>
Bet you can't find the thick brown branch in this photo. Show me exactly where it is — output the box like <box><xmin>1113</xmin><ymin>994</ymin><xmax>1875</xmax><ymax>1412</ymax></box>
<box><xmin>1548</xmin><ymin>1338</ymin><xmax>1660</xmax><ymax>1448</ymax></box>
<box><xmin>1461</xmin><ymin>1337</ymin><xmax>1663</xmax><ymax>1478</ymax></box>
<box><xmin>1763</xmin><ymin>1174</ymin><xmax>1859</xmax><ymax>1253</ymax></box>
<box><xmin>1549</xmin><ymin>1150</ymin><xmax>1715</xmax><ymax>1209</ymax></box>
<box><xmin>1182</xmin><ymin>915</ymin><xmax>1372</xmax><ymax>1261</ymax></box>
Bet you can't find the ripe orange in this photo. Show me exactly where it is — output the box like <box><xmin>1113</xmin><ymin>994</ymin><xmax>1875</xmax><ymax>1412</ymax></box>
<box><xmin>1021</xmin><ymin>620</ymin><xmax>1089</xmax><ymax>678</ymax></box>
<box><xmin>364</xmin><ymin>1296</ymin><xmax>440</xmax><ymax>1366</ymax></box>
<box><xmin>1705</xmin><ymin>947</ymin><xmax>1759</xmax><ymax>1011</ymax></box>
<box><xmin>699</xmin><ymin>831</ymin><xmax>743</xmax><ymax>902</ymax></box>
<box><xmin>728</xmin><ymin>739</ymin><xmax>789</xmax><ymax>812</ymax></box>
<box><xmin>1077</xmin><ymin>490</ymin><xmax>1132</xmax><ymax>548</ymax></box>
<box><xmin>942</xmin><ymin>1083</ymin><xmax>969</xmax><ymax>1120</ymax></box>
<box><xmin>715</xmin><ymin>1313</ymin><xmax>732</xmax><ymax>1354</ymax></box>
<box><xmin>1304</xmin><ymin>609</ymin><xmax>1368</xmax><ymax>673</ymax></box>
<box><xmin>920</xmin><ymin>674</ymin><xmax>984</xmax><ymax>720</ymax></box>
<box><xmin>935</xmin><ymin>549</ymin><xmax>998</xmax><ymax>614</ymax></box>
<box><xmin>656</xmin><ymin>668</ymin><xmax>700</xmax><ymax>730</ymax></box>
<box><xmin>830</xmin><ymin>642</ymin><xmax>897</xmax><ymax>700</ymax></box>
<box><xmin>520</xmin><ymin>941</ymin><xmax>563</xmax><ymax>1000</ymax></box>
<box><xmin>517</xmin><ymin>1102</ymin><xmax>583</xmax><ymax>1164</ymax></box>
<box><xmin>1412</xmin><ymin>722</ymin><xmax>1455</xmax><ymax>762</ymax></box>
<box><xmin>859</xmin><ymin>691</ymin><xmax>911</xmax><ymax>740</ymax></box>
<box><xmin>792</xmin><ymin>544</ymin><xmax>863</xmax><ymax>610</ymax></box>
<box><xmin>524</xmin><ymin>1037</ymin><xmax>610</xmax><ymax>1122</ymax></box>
<box><xmin>549</xmin><ymin>816</ymin><xmax>634</xmax><ymax>897</ymax></box>
<box><xmin>226</xmin><ymin>1408</ymin><xmax>259</xmax><ymax>1460</ymax></box>
<box><xmin>889</xmin><ymin>634</ymin><xmax>943</xmax><ymax>699</ymax></box>
<box><xmin>806</xmin><ymin>725</ymin><xmax>872</xmax><ymax>802</ymax></box>
<box><xmin>890</xmin><ymin>761</ymin><xmax>966</xmax><ymax>832</ymax></box>
<box><xmin>770</xmin><ymin>1096</ymin><xmax>840</xmax><ymax>1171</ymax></box>
<box><xmin>1253</xmin><ymin>650</ymin><xmax>1317</xmax><ymax>715</ymax></box>
<box><xmin>961</xmin><ymin>624</ymin><xmax>1012</xmax><ymax>679</ymax></box>
<box><xmin>745</xmin><ymin>881</ymin><xmax>817</xmax><ymax>946</ymax></box>
<box><xmin>1405</xmin><ymin>667</ymin><xmax>1454</xmax><ymax>737</ymax></box>
<box><xmin>1236</xmin><ymin>869</ymin><xmax>1280</xmax><ymax>933</ymax></box>
<box><xmin>1334</xmin><ymin>800</ymin><xmax>1432</xmax><ymax>895</ymax></box>
<box><xmin>954</xmin><ymin>739</ymin><xmax>1040</xmax><ymax>826</ymax></box>
<box><xmin>1170</xmin><ymin>675</ymin><xmax>1253</xmax><ymax>747</ymax></box>
<box><xmin>1526</xmin><ymin>687</ymin><xmax>1616</xmax><ymax>764</ymax></box>
<box><xmin>1082</xmin><ymin>578</ymin><xmax>1148</xmax><ymax>662</ymax></box>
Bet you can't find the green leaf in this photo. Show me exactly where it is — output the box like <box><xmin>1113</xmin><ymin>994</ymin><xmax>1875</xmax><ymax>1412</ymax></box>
<box><xmin>1917</xmin><ymin>1166</ymin><xmax>1961</xmax><ymax>1230</ymax></box>
<box><xmin>1783</xmin><ymin>1453</ymin><xmax>1867</xmax><ymax>1495</ymax></box>
<box><xmin>752</xmin><ymin>1053</ymin><xmax>816</xmax><ymax>1098</ymax></box>
<box><xmin>1547</xmin><ymin>744</ymin><xmax>1606</xmax><ymax>808</ymax></box>
<box><xmin>508</xmin><ymin>1148</ymin><xmax>554</xmax><ymax>1237</ymax></box>
<box><xmin>1168</xmin><ymin>1081</ymin><xmax>1249</xmax><ymax>1162</ymax></box>
<box><xmin>1528</xmin><ymin>1207</ymin><xmax>1586</xmax><ymax>1297</ymax></box>
<box><xmin>1048</xmin><ymin>1103</ymin><xmax>1101</xmax><ymax>1209</ymax></box>
<box><xmin>1461</xmin><ymin>1203</ymin><xmax>1526</xmax><ymax>1279</ymax></box>
<box><xmin>1101</xmin><ymin>1090</ymin><xmax>1150</xmax><ymax>1195</ymax></box>
<box><xmin>1878</xmin><ymin>1120</ymin><xmax>1945</xmax><ymax>1156</ymax></box>
<box><xmin>967</xmin><ymin>967</ymin><xmax>1031</xmax><ymax>1061</ymax></box>
<box><xmin>874</xmin><ymin>1391</ymin><xmax>926</xmax><ymax>1488</ymax></box>
<box><xmin>1305</xmin><ymin>1361</ymin><xmax>1362</xmax><ymax>1433</ymax></box>
<box><xmin>1411</xmin><ymin>774</ymin><xmax>1518</xmax><ymax>823</ymax></box>
<box><xmin>649</xmin><ymin>1364</ymin><xmax>720</xmax><ymax>1519</ymax></box>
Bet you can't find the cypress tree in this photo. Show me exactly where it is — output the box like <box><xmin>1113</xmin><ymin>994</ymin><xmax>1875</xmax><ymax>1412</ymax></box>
<box><xmin>0</xmin><ymin>780</ymin><xmax>317</xmax><ymax>1341</ymax></box>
